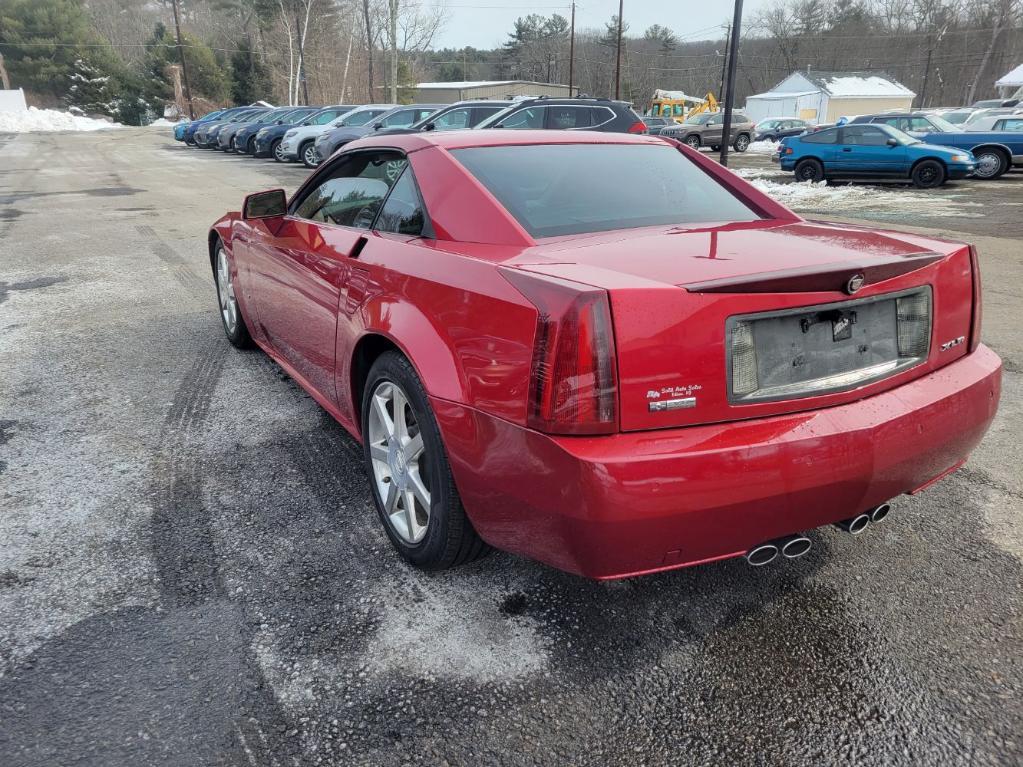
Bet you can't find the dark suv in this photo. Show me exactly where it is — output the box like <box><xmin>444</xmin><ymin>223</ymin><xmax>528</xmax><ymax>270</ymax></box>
<box><xmin>474</xmin><ymin>97</ymin><xmax>647</xmax><ymax>134</ymax></box>
<box><xmin>848</xmin><ymin>112</ymin><xmax>961</xmax><ymax>135</ymax></box>
<box><xmin>375</xmin><ymin>100</ymin><xmax>513</xmax><ymax>136</ymax></box>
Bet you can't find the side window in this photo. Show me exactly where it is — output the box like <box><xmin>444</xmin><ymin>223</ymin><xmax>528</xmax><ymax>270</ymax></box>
<box><xmin>313</xmin><ymin>110</ymin><xmax>341</xmax><ymax>124</ymax></box>
<box><xmin>293</xmin><ymin>152</ymin><xmax>407</xmax><ymax>229</ymax></box>
<box><xmin>842</xmin><ymin>125</ymin><xmax>889</xmax><ymax>146</ymax></box>
<box><xmin>547</xmin><ymin>106</ymin><xmax>591</xmax><ymax>129</ymax></box>
<box><xmin>999</xmin><ymin>118</ymin><xmax>1023</xmax><ymax>131</ymax></box>
<box><xmin>433</xmin><ymin>107</ymin><xmax>472</xmax><ymax>129</ymax></box>
<box><xmin>471</xmin><ymin>106</ymin><xmax>505</xmax><ymax>125</ymax></box>
<box><xmin>375</xmin><ymin>168</ymin><xmax>427</xmax><ymax>236</ymax></box>
<box><xmin>909</xmin><ymin>117</ymin><xmax>933</xmax><ymax>131</ymax></box>
<box><xmin>801</xmin><ymin>128</ymin><xmax>838</xmax><ymax>144</ymax></box>
<box><xmin>500</xmin><ymin>107</ymin><xmax>545</xmax><ymax>129</ymax></box>
<box><xmin>590</xmin><ymin>107</ymin><xmax>616</xmax><ymax>127</ymax></box>
<box><xmin>379</xmin><ymin>110</ymin><xmax>416</xmax><ymax>127</ymax></box>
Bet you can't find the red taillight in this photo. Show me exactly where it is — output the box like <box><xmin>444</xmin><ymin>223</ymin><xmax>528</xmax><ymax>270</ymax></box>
<box><xmin>968</xmin><ymin>245</ymin><xmax>983</xmax><ymax>352</ymax></box>
<box><xmin>500</xmin><ymin>269</ymin><xmax>618</xmax><ymax>435</ymax></box>
<box><xmin>628</xmin><ymin>120</ymin><xmax>648</xmax><ymax>134</ymax></box>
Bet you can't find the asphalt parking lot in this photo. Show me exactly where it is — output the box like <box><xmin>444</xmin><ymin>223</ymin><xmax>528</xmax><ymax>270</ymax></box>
<box><xmin>1</xmin><ymin>129</ymin><xmax>1021</xmax><ymax>766</ymax></box>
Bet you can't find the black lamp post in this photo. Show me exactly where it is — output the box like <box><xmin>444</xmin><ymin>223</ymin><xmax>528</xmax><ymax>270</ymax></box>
<box><xmin>718</xmin><ymin>0</ymin><xmax>744</xmax><ymax>167</ymax></box>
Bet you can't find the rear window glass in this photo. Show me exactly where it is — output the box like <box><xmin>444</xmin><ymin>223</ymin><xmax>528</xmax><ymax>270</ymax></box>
<box><xmin>450</xmin><ymin>143</ymin><xmax>761</xmax><ymax>238</ymax></box>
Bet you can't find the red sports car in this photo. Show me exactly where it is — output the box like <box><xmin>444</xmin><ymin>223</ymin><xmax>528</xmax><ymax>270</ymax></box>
<box><xmin>209</xmin><ymin>130</ymin><xmax>1001</xmax><ymax>579</ymax></box>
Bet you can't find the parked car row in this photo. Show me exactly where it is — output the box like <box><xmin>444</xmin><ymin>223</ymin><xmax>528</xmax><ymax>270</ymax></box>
<box><xmin>174</xmin><ymin>97</ymin><xmax>649</xmax><ymax>168</ymax></box>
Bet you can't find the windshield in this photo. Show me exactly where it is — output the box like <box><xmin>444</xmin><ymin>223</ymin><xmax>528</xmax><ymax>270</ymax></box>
<box><xmin>451</xmin><ymin>143</ymin><xmax>761</xmax><ymax>238</ymax></box>
<box><xmin>942</xmin><ymin>111</ymin><xmax>973</xmax><ymax>124</ymax></box>
<box><xmin>927</xmin><ymin>114</ymin><xmax>960</xmax><ymax>132</ymax></box>
<box><xmin>879</xmin><ymin>124</ymin><xmax>921</xmax><ymax>145</ymax></box>
<box><xmin>684</xmin><ymin>113</ymin><xmax>713</xmax><ymax>125</ymax></box>
<box><xmin>339</xmin><ymin>109</ymin><xmax>386</xmax><ymax>127</ymax></box>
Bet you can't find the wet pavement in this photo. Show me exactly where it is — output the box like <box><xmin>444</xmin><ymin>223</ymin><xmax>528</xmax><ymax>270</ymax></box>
<box><xmin>1</xmin><ymin>129</ymin><xmax>1021</xmax><ymax>766</ymax></box>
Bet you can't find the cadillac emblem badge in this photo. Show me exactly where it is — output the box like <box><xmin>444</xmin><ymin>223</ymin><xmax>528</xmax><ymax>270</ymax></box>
<box><xmin>845</xmin><ymin>273</ymin><xmax>865</xmax><ymax>294</ymax></box>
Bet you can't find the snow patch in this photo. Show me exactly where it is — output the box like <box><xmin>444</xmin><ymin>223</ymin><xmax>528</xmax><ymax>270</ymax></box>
<box><xmin>745</xmin><ymin>140</ymin><xmax>778</xmax><ymax>155</ymax></box>
<box><xmin>745</xmin><ymin>176</ymin><xmax>984</xmax><ymax>217</ymax></box>
<box><xmin>0</xmin><ymin>106</ymin><xmax>121</xmax><ymax>133</ymax></box>
<box><xmin>819</xmin><ymin>74</ymin><xmax>915</xmax><ymax>98</ymax></box>
<box><xmin>147</xmin><ymin>118</ymin><xmax>183</xmax><ymax>128</ymax></box>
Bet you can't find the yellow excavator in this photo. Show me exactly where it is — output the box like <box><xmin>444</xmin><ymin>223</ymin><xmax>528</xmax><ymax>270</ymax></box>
<box><xmin>648</xmin><ymin>90</ymin><xmax>719</xmax><ymax>123</ymax></box>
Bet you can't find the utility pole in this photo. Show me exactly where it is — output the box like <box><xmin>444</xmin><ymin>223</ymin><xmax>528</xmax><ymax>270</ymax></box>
<box><xmin>294</xmin><ymin>4</ymin><xmax>309</xmax><ymax>105</ymax></box>
<box><xmin>568</xmin><ymin>1</ymin><xmax>575</xmax><ymax>95</ymax></box>
<box><xmin>170</xmin><ymin>0</ymin><xmax>195</xmax><ymax>118</ymax></box>
<box><xmin>718</xmin><ymin>23</ymin><xmax>730</xmax><ymax>101</ymax></box>
<box><xmin>463</xmin><ymin>49</ymin><xmax>468</xmax><ymax>81</ymax></box>
<box><xmin>718</xmin><ymin>0</ymin><xmax>743</xmax><ymax>168</ymax></box>
<box><xmin>614</xmin><ymin>0</ymin><xmax>624</xmax><ymax>100</ymax></box>
<box><xmin>389</xmin><ymin>0</ymin><xmax>398</xmax><ymax>102</ymax></box>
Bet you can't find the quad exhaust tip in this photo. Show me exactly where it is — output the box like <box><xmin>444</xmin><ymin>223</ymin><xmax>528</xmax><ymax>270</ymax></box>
<box><xmin>835</xmin><ymin>513</ymin><xmax>870</xmax><ymax>535</ymax></box>
<box><xmin>781</xmin><ymin>535</ymin><xmax>812</xmax><ymax>559</ymax></box>
<box><xmin>869</xmin><ymin>502</ymin><xmax>891</xmax><ymax>524</ymax></box>
<box><xmin>746</xmin><ymin>543</ymin><xmax>779</xmax><ymax>567</ymax></box>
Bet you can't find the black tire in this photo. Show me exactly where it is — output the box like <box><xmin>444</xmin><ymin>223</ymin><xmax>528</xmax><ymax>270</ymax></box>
<box><xmin>300</xmin><ymin>141</ymin><xmax>319</xmax><ymax>168</ymax></box>
<box><xmin>245</xmin><ymin>137</ymin><xmax>256</xmax><ymax>154</ymax></box>
<box><xmin>271</xmin><ymin>138</ymin><xmax>286</xmax><ymax>163</ymax></box>
<box><xmin>971</xmin><ymin>148</ymin><xmax>1007</xmax><ymax>180</ymax></box>
<box><xmin>911</xmin><ymin>159</ymin><xmax>946</xmax><ymax>189</ymax></box>
<box><xmin>710</xmin><ymin>144</ymin><xmax>721</xmax><ymax>151</ymax></box>
<box><xmin>212</xmin><ymin>239</ymin><xmax>253</xmax><ymax>349</ymax></box>
<box><xmin>764</xmin><ymin>134</ymin><xmax>777</xmax><ymax>142</ymax></box>
<box><xmin>733</xmin><ymin>134</ymin><xmax>751</xmax><ymax>152</ymax></box>
<box><xmin>684</xmin><ymin>134</ymin><xmax>701</xmax><ymax>150</ymax></box>
<box><xmin>361</xmin><ymin>351</ymin><xmax>489</xmax><ymax>570</ymax></box>
<box><xmin>794</xmin><ymin>158</ymin><xmax>825</xmax><ymax>183</ymax></box>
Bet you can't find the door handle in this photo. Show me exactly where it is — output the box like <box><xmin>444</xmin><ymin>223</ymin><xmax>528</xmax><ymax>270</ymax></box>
<box><xmin>349</xmin><ymin>235</ymin><xmax>369</xmax><ymax>260</ymax></box>
<box><xmin>842</xmin><ymin>148</ymin><xmax>853</xmax><ymax>152</ymax></box>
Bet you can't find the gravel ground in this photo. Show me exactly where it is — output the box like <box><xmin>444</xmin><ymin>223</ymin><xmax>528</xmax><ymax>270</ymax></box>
<box><xmin>1</xmin><ymin>129</ymin><xmax>1021</xmax><ymax>767</ymax></box>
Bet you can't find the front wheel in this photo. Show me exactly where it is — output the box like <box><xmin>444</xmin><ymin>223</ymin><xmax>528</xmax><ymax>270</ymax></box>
<box><xmin>794</xmin><ymin>158</ymin><xmax>825</xmax><ymax>183</ymax></box>
<box><xmin>971</xmin><ymin>148</ymin><xmax>1007</xmax><ymax>180</ymax></box>
<box><xmin>271</xmin><ymin>138</ymin><xmax>286</xmax><ymax>162</ymax></box>
<box><xmin>213</xmin><ymin>241</ymin><xmax>253</xmax><ymax>349</ymax></box>
<box><xmin>362</xmin><ymin>351</ymin><xmax>488</xmax><ymax>570</ymax></box>
<box><xmin>733</xmin><ymin>134</ymin><xmax>751</xmax><ymax>152</ymax></box>
<box><xmin>684</xmin><ymin>135</ymin><xmax>701</xmax><ymax>150</ymax></box>
<box><xmin>911</xmin><ymin>159</ymin><xmax>946</xmax><ymax>189</ymax></box>
<box><xmin>301</xmin><ymin>141</ymin><xmax>319</xmax><ymax>168</ymax></box>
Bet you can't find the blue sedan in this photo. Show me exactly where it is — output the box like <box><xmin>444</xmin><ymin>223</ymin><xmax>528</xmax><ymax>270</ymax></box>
<box><xmin>776</xmin><ymin>124</ymin><xmax>975</xmax><ymax>188</ymax></box>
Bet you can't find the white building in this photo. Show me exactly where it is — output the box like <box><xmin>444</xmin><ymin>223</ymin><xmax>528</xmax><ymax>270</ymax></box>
<box><xmin>410</xmin><ymin>80</ymin><xmax>575</xmax><ymax>104</ymax></box>
<box><xmin>744</xmin><ymin>71</ymin><xmax>915</xmax><ymax>124</ymax></box>
<box><xmin>995</xmin><ymin>64</ymin><xmax>1023</xmax><ymax>98</ymax></box>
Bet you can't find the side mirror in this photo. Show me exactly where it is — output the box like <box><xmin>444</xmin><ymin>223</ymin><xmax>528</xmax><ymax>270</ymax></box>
<box><xmin>243</xmin><ymin>189</ymin><xmax>287</xmax><ymax>220</ymax></box>
<box><xmin>708</xmin><ymin>120</ymin><xmax>718</xmax><ymax>126</ymax></box>
<box><xmin>886</xmin><ymin>137</ymin><xmax>899</xmax><ymax>147</ymax></box>
<box><xmin>423</xmin><ymin>122</ymin><xmax>436</xmax><ymax>131</ymax></box>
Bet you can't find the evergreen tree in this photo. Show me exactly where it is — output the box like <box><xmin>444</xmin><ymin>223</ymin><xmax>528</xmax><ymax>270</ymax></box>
<box><xmin>230</xmin><ymin>38</ymin><xmax>270</xmax><ymax>104</ymax></box>
<box><xmin>143</xmin><ymin>23</ymin><xmax>231</xmax><ymax>107</ymax></box>
<box><xmin>66</xmin><ymin>58</ymin><xmax>113</xmax><ymax>115</ymax></box>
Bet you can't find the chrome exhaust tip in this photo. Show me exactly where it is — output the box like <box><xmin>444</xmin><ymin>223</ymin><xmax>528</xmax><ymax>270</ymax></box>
<box><xmin>780</xmin><ymin>535</ymin><xmax>812</xmax><ymax>559</ymax></box>
<box><xmin>746</xmin><ymin>543</ymin><xmax>779</xmax><ymax>567</ymax></box>
<box><xmin>868</xmin><ymin>502</ymin><xmax>891</xmax><ymax>524</ymax></box>
<box><xmin>835</xmin><ymin>514</ymin><xmax>870</xmax><ymax>535</ymax></box>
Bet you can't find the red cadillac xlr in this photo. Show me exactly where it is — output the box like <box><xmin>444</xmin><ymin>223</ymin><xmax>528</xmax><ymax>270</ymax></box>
<box><xmin>208</xmin><ymin>130</ymin><xmax>1001</xmax><ymax>579</ymax></box>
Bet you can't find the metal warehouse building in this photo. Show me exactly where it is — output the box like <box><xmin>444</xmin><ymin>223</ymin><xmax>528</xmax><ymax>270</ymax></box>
<box><xmin>410</xmin><ymin>80</ymin><xmax>576</xmax><ymax>104</ymax></box>
<box><xmin>744</xmin><ymin>71</ymin><xmax>915</xmax><ymax>124</ymax></box>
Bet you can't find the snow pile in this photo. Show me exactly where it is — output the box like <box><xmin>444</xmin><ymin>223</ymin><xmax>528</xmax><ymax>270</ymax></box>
<box><xmin>745</xmin><ymin>175</ymin><xmax>983</xmax><ymax>218</ymax></box>
<box><xmin>0</xmin><ymin>106</ymin><xmax>120</xmax><ymax>133</ymax></box>
<box><xmin>819</xmin><ymin>75</ymin><xmax>914</xmax><ymax>98</ymax></box>
<box><xmin>746</xmin><ymin>140</ymin><xmax>778</xmax><ymax>155</ymax></box>
<box><xmin>147</xmin><ymin>118</ymin><xmax>183</xmax><ymax>128</ymax></box>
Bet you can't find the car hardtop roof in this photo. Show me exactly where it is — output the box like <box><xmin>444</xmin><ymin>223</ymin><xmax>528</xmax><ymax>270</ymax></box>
<box><xmin>348</xmin><ymin>129</ymin><xmax>665</xmax><ymax>153</ymax></box>
<box><xmin>510</xmin><ymin>96</ymin><xmax>633</xmax><ymax>107</ymax></box>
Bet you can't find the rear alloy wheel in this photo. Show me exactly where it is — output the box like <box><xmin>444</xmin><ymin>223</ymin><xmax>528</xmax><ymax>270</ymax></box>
<box><xmin>971</xmin><ymin>148</ymin><xmax>1007</xmax><ymax>180</ymax></box>
<box><xmin>213</xmin><ymin>241</ymin><xmax>253</xmax><ymax>349</ymax></box>
<box><xmin>684</xmin><ymin>135</ymin><xmax>701</xmax><ymax>150</ymax></box>
<box><xmin>301</xmin><ymin>142</ymin><xmax>319</xmax><ymax>168</ymax></box>
<box><xmin>362</xmin><ymin>351</ymin><xmax>488</xmax><ymax>570</ymax></box>
<box><xmin>794</xmin><ymin>158</ymin><xmax>825</xmax><ymax>183</ymax></box>
<box><xmin>733</xmin><ymin>134</ymin><xmax>751</xmax><ymax>152</ymax></box>
<box><xmin>271</xmin><ymin>138</ymin><xmax>286</xmax><ymax>162</ymax></box>
<box><xmin>911</xmin><ymin>159</ymin><xmax>946</xmax><ymax>189</ymax></box>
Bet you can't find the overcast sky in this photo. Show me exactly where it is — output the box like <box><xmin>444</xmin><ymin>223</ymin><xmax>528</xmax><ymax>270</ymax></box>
<box><xmin>432</xmin><ymin>0</ymin><xmax>775</xmax><ymax>51</ymax></box>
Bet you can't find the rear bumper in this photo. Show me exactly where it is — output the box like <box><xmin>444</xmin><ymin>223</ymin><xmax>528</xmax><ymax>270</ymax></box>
<box><xmin>433</xmin><ymin>345</ymin><xmax>1002</xmax><ymax>579</ymax></box>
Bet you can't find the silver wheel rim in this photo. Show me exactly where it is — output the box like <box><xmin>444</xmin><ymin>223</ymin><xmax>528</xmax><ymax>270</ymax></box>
<box><xmin>368</xmin><ymin>380</ymin><xmax>431</xmax><ymax>544</ymax></box>
<box><xmin>686</xmin><ymin>137</ymin><xmax>700</xmax><ymax>148</ymax></box>
<box><xmin>304</xmin><ymin>145</ymin><xmax>317</xmax><ymax>165</ymax></box>
<box><xmin>273</xmin><ymin>141</ymin><xmax>285</xmax><ymax>161</ymax></box>
<box><xmin>736</xmin><ymin>136</ymin><xmax>749</xmax><ymax>150</ymax></box>
<box><xmin>216</xmin><ymin>248</ymin><xmax>238</xmax><ymax>334</ymax></box>
<box><xmin>975</xmin><ymin>153</ymin><xmax>1000</xmax><ymax>178</ymax></box>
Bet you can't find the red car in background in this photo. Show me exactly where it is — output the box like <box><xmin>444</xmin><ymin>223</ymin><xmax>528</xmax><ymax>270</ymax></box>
<box><xmin>208</xmin><ymin>130</ymin><xmax>1001</xmax><ymax>579</ymax></box>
